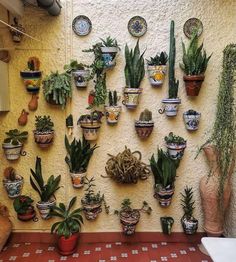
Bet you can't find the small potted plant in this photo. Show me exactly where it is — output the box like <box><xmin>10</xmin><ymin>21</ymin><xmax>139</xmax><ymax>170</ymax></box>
<box><xmin>64</xmin><ymin>60</ymin><xmax>90</xmax><ymax>88</ymax></box>
<box><xmin>135</xmin><ymin>109</ymin><xmax>154</xmax><ymax>139</ymax></box>
<box><xmin>160</xmin><ymin>21</ymin><xmax>181</xmax><ymax>117</ymax></box>
<box><xmin>123</xmin><ymin>40</ymin><xmax>145</xmax><ymax>109</ymax></box>
<box><xmin>180</xmin><ymin>32</ymin><xmax>212</xmax><ymax>96</ymax></box>
<box><xmin>181</xmin><ymin>186</ymin><xmax>198</xmax><ymax>235</ymax></box>
<box><xmin>114</xmin><ymin>199</ymin><xmax>152</xmax><ymax>235</ymax></box>
<box><xmin>146</xmin><ymin>52</ymin><xmax>168</xmax><ymax>87</ymax></box>
<box><xmin>13</xmin><ymin>195</ymin><xmax>36</xmax><ymax>221</ymax></box>
<box><xmin>183</xmin><ymin>110</ymin><xmax>201</xmax><ymax>131</ymax></box>
<box><xmin>3</xmin><ymin>167</ymin><xmax>24</xmax><ymax>198</ymax></box>
<box><xmin>150</xmin><ymin>149</ymin><xmax>178</xmax><ymax>207</ymax></box>
<box><xmin>20</xmin><ymin>57</ymin><xmax>42</xmax><ymax>93</ymax></box>
<box><xmin>81</xmin><ymin>177</ymin><xmax>109</xmax><ymax>220</ymax></box>
<box><xmin>160</xmin><ymin>216</ymin><xmax>174</xmax><ymax>235</ymax></box>
<box><xmin>30</xmin><ymin>157</ymin><xmax>61</xmax><ymax>219</ymax></box>
<box><xmin>10</xmin><ymin>18</ymin><xmax>25</xmax><ymax>43</ymax></box>
<box><xmin>43</xmin><ymin>71</ymin><xmax>72</xmax><ymax>109</ymax></box>
<box><xmin>50</xmin><ymin>197</ymin><xmax>83</xmax><ymax>255</ymax></box>
<box><xmin>77</xmin><ymin>111</ymin><xmax>103</xmax><ymax>141</ymax></box>
<box><xmin>100</xmin><ymin>36</ymin><xmax>120</xmax><ymax>69</ymax></box>
<box><xmin>165</xmin><ymin>132</ymin><xmax>187</xmax><ymax>160</ymax></box>
<box><xmin>65</xmin><ymin>135</ymin><xmax>98</xmax><ymax>188</ymax></box>
<box><xmin>33</xmin><ymin>115</ymin><xmax>54</xmax><ymax>148</ymax></box>
<box><xmin>104</xmin><ymin>90</ymin><xmax>122</xmax><ymax>125</ymax></box>
<box><xmin>2</xmin><ymin>129</ymin><xmax>28</xmax><ymax>160</ymax></box>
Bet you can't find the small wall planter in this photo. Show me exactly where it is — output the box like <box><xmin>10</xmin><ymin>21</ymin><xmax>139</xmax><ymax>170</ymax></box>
<box><xmin>34</xmin><ymin>131</ymin><xmax>54</xmax><ymax>148</ymax></box>
<box><xmin>135</xmin><ymin>109</ymin><xmax>154</xmax><ymax>139</ymax></box>
<box><xmin>13</xmin><ymin>195</ymin><xmax>36</xmax><ymax>222</ymax></box>
<box><xmin>165</xmin><ymin>132</ymin><xmax>187</xmax><ymax>160</ymax></box>
<box><xmin>161</xmin><ymin>216</ymin><xmax>174</xmax><ymax>235</ymax></box>
<box><xmin>36</xmin><ymin>198</ymin><xmax>56</xmax><ymax>219</ymax></box>
<box><xmin>2</xmin><ymin>143</ymin><xmax>25</xmax><ymax>160</ymax></box>
<box><xmin>154</xmin><ymin>185</ymin><xmax>175</xmax><ymax>207</ymax></box>
<box><xmin>120</xmin><ymin>210</ymin><xmax>140</xmax><ymax>235</ymax></box>
<box><xmin>70</xmin><ymin>172</ymin><xmax>86</xmax><ymax>188</ymax></box>
<box><xmin>82</xmin><ymin>201</ymin><xmax>102</xmax><ymax>220</ymax></box>
<box><xmin>183</xmin><ymin>110</ymin><xmax>201</xmax><ymax>131</ymax></box>
<box><xmin>104</xmin><ymin>105</ymin><xmax>122</xmax><ymax>125</ymax></box>
<box><xmin>160</xmin><ymin>98</ymin><xmax>181</xmax><ymax>117</ymax></box>
<box><xmin>73</xmin><ymin>69</ymin><xmax>90</xmax><ymax>88</ymax></box>
<box><xmin>17</xmin><ymin>207</ymin><xmax>36</xmax><ymax>221</ymax></box>
<box><xmin>147</xmin><ymin>65</ymin><xmax>167</xmax><ymax>87</ymax></box>
<box><xmin>183</xmin><ymin>75</ymin><xmax>205</xmax><ymax>96</ymax></box>
<box><xmin>101</xmin><ymin>47</ymin><xmax>119</xmax><ymax>69</ymax></box>
<box><xmin>181</xmin><ymin>217</ymin><xmax>198</xmax><ymax>235</ymax></box>
<box><xmin>123</xmin><ymin>87</ymin><xmax>142</xmax><ymax>109</ymax></box>
<box><xmin>79</xmin><ymin>120</ymin><xmax>101</xmax><ymax>141</ymax></box>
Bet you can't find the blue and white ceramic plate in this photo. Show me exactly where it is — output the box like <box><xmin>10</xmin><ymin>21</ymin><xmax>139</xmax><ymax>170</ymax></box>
<box><xmin>128</xmin><ymin>16</ymin><xmax>147</xmax><ymax>37</ymax></box>
<box><xmin>72</xmin><ymin>15</ymin><xmax>92</xmax><ymax>36</ymax></box>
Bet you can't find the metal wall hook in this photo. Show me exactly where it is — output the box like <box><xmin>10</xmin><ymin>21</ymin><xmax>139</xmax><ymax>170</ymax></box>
<box><xmin>20</xmin><ymin>150</ymin><xmax>27</xmax><ymax>156</ymax></box>
<box><xmin>158</xmin><ymin>108</ymin><xmax>165</xmax><ymax>114</ymax></box>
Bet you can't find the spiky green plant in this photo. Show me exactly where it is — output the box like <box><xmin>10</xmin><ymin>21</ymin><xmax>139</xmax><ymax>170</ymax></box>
<box><xmin>124</xmin><ymin>40</ymin><xmax>145</xmax><ymax>88</ymax></box>
<box><xmin>100</xmin><ymin>36</ymin><xmax>120</xmax><ymax>49</ymax></box>
<box><xmin>180</xmin><ymin>32</ymin><xmax>212</xmax><ymax>75</ymax></box>
<box><xmin>181</xmin><ymin>186</ymin><xmax>195</xmax><ymax>220</ymax></box>
<box><xmin>108</xmin><ymin>90</ymin><xmax>118</xmax><ymax>106</ymax></box>
<box><xmin>35</xmin><ymin>115</ymin><xmax>54</xmax><ymax>132</ymax></box>
<box><xmin>3</xmin><ymin>129</ymin><xmax>28</xmax><ymax>145</ymax></box>
<box><xmin>146</xmin><ymin>52</ymin><xmax>168</xmax><ymax>66</ymax></box>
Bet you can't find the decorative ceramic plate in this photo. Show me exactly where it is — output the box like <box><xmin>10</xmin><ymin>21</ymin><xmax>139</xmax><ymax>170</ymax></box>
<box><xmin>183</xmin><ymin>18</ymin><xmax>203</xmax><ymax>38</ymax></box>
<box><xmin>128</xmin><ymin>16</ymin><xmax>147</xmax><ymax>37</ymax></box>
<box><xmin>72</xmin><ymin>15</ymin><xmax>92</xmax><ymax>36</ymax></box>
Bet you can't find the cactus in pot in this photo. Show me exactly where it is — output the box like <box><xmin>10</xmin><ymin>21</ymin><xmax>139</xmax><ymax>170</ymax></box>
<box><xmin>104</xmin><ymin>90</ymin><xmax>122</xmax><ymax>125</ymax></box>
<box><xmin>135</xmin><ymin>109</ymin><xmax>154</xmax><ymax>139</ymax></box>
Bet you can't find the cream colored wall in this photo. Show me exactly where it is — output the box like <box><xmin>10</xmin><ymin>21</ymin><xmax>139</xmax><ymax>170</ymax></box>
<box><xmin>0</xmin><ymin>0</ymin><xmax>236</xmax><ymax>234</ymax></box>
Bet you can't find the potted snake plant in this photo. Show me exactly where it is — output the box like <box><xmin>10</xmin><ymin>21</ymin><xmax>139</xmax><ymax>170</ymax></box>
<box><xmin>165</xmin><ymin>132</ymin><xmax>187</xmax><ymax>160</ymax></box>
<box><xmin>135</xmin><ymin>109</ymin><xmax>154</xmax><ymax>139</ymax></box>
<box><xmin>123</xmin><ymin>40</ymin><xmax>145</xmax><ymax>109</ymax></box>
<box><xmin>13</xmin><ymin>195</ymin><xmax>36</xmax><ymax>221</ymax></box>
<box><xmin>104</xmin><ymin>90</ymin><xmax>122</xmax><ymax>125</ymax></box>
<box><xmin>30</xmin><ymin>156</ymin><xmax>61</xmax><ymax>219</ymax></box>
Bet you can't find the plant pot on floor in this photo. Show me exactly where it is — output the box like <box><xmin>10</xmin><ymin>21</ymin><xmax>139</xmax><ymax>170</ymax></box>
<box><xmin>104</xmin><ymin>105</ymin><xmax>122</xmax><ymax>125</ymax></box>
<box><xmin>181</xmin><ymin>216</ymin><xmax>198</xmax><ymax>235</ymax></box>
<box><xmin>2</xmin><ymin>143</ymin><xmax>25</xmax><ymax>161</ymax></box>
<box><xmin>101</xmin><ymin>47</ymin><xmax>119</xmax><ymax>69</ymax></box>
<box><xmin>33</xmin><ymin>131</ymin><xmax>54</xmax><ymax>148</ymax></box>
<box><xmin>36</xmin><ymin>198</ymin><xmax>56</xmax><ymax>219</ymax></box>
<box><xmin>123</xmin><ymin>88</ymin><xmax>142</xmax><ymax>109</ymax></box>
<box><xmin>183</xmin><ymin>110</ymin><xmax>201</xmax><ymax>131</ymax></box>
<box><xmin>70</xmin><ymin>172</ymin><xmax>86</xmax><ymax>188</ymax></box>
<box><xmin>73</xmin><ymin>69</ymin><xmax>90</xmax><ymax>88</ymax></box>
<box><xmin>3</xmin><ymin>176</ymin><xmax>24</xmax><ymax>199</ymax></box>
<box><xmin>79</xmin><ymin>121</ymin><xmax>101</xmax><ymax>141</ymax></box>
<box><xmin>57</xmin><ymin>233</ymin><xmax>78</xmax><ymax>255</ymax></box>
<box><xmin>81</xmin><ymin>201</ymin><xmax>102</xmax><ymax>220</ymax></box>
<box><xmin>160</xmin><ymin>98</ymin><xmax>181</xmax><ymax>117</ymax></box>
<box><xmin>20</xmin><ymin>71</ymin><xmax>42</xmax><ymax>93</ymax></box>
<box><xmin>154</xmin><ymin>185</ymin><xmax>175</xmax><ymax>207</ymax></box>
<box><xmin>166</xmin><ymin>142</ymin><xmax>186</xmax><ymax>160</ymax></box>
<box><xmin>161</xmin><ymin>216</ymin><xmax>174</xmax><ymax>235</ymax></box>
<box><xmin>147</xmin><ymin>65</ymin><xmax>167</xmax><ymax>87</ymax></box>
<box><xmin>183</xmin><ymin>75</ymin><xmax>205</xmax><ymax>96</ymax></box>
<box><xmin>119</xmin><ymin>210</ymin><xmax>140</xmax><ymax>235</ymax></box>
<box><xmin>135</xmin><ymin>120</ymin><xmax>154</xmax><ymax>139</ymax></box>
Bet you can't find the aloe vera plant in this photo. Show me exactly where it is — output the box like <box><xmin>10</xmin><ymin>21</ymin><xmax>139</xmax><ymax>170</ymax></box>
<box><xmin>124</xmin><ymin>40</ymin><xmax>145</xmax><ymax>88</ymax></box>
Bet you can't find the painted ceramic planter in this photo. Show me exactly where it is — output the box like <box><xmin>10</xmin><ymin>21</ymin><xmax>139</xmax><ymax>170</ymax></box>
<box><xmin>81</xmin><ymin>201</ymin><xmax>102</xmax><ymax>220</ymax></box>
<box><xmin>70</xmin><ymin>171</ymin><xmax>86</xmax><ymax>188</ymax></box>
<box><xmin>3</xmin><ymin>176</ymin><xmax>24</xmax><ymax>199</ymax></box>
<box><xmin>57</xmin><ymin>234</ymin><xmax>78</xmax><ymax>256</ymax></box>
<box><xmin>123</xmin><ymin>87</ymin><xmax>142</xmax><ymax>109</ymax></box>
<box><xmin>36</xmin><ymin>199</ymin><xmax>56</xmax><ymax>219</ymax></box>
<box><xmin>183</xmin><ymin>112</ymin><xmax>201</xmax><ymax>131</ymax></box>
<box><xmin>161</xmin><ymin>216</ymin><xmax>174</xmax><ymax>235</ymax></box>
<box><xmin>154</xmin><ymin>185</ymin><xmax>175</xmax><ymax>207</ymax></box>
<box><xmin>2</xmin><ymin>143</ymin><xmax>25</xmax><ymax>160</ymax></box>
<box><xmin>17</xmin><ymin>207</ymin><xmax>36</xmax><ymax>222</ymax></box>
<box><xmin>160</xmin><ymin>98</ymin><xmax>181</xmax><ymax>117</ymax></box>
<box><xmin>135</xmin><ymin>120</ymin><xmax>154</xmax><ymax>139</ymax></box>
<box><xmin>181</xmin><ymin>216</ymin><xmax>198</xmax><ymax>235</ymax></box>
<box><xmin>166</xmin><ymin>142</ymin><xmax>186</xmax><ymax>160</ymax></box>
<box><xmin>104</xmin><ymin>105</ymin><xmax>122</xmax><ymax>125</ymax></box>
<box><xmin>33</xmin><ymin>131</ymin><xmax>54</xmax><ymax>148</ymax></box>
<box><xmin>183</xmin><ymin>75</ymin><xmax>205</xmax><ymax>96</ymax></box>
<box><xmin>119</xmin><ymin>210</ymin><xmax>140</xmax><ymax>235</ymax></box>
<box><xmin>20</xmin><ymin>71</ymin><xmax>42</xmax><ymax>93</ymax></box>
<box><xmin>101</xmin><ymin>47</ymin><xmax>119</xmax><ymax>69</ymax></box>
<box><xmin>73</xmin><ymin>69</ymin><xmax>90</xmax><ymax>88</ymax></box>
<box><xmin>79</xmin><ymin>121</ymin><xmax>101</xmax><ymax>141</ymax></box>
<box><xmin>147</xmin><ymin>65</ymin><xmax>167</xmax><ymax>86</ymax></box>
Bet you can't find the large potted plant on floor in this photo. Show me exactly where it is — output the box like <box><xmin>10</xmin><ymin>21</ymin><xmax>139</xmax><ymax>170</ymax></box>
<box><xmin>135</xmin><ymin>109</ymin><xmax>154</xmax><ymax>139</ymax></box>
<box><xmin>33</xmin><ymin>115</ymin><xmax>54</xmax><ymax>148</ymax></box>
<box><xmin>65</xmin><ymin>135</ymin><xmax>98</xmax><ymax>188</ymax></box>
<box><xmin>13</xmin><ymin>195</ymin><xmax>36</xmax><ymax>222</ymax></box>
<box><xmin>160</xmin><ymin>21</ymin><xmax>180</xmax><ymax>117</ymax></box>
<box><xmin>81</xmin><ymin>177</ymin><xmax>109</xmax><ymax>220</ymax></box>
<box><xmin>2</xmin><ymin>129</ymin><xmax>28</xmax><ymax>161</ymax></box>
<box><xmin>147</xmin><ymin>52</ymin><xmax>168</xmax><ymax>87</ymax></box>
<box><xmin>104</xmin><ymin>90</ymin><xmax>122</xmax><ymax>125</ymax></box>
<box><xmin>180</xmin><ymin>32</ymin><xmax>212</xmax><ymax>96</ymax></box>
<box><xmin>30</xmin><ymin>156</ymin><xmax>61</xmax><ymax>219</ymax></box>
<box><xmin>123</xmin><ymin>40</ymin><xmax>145</xmax><ymax>109</ymax></box>
<box><xmin>114</xmin><ymin>199</ymin><xmax>152</xmax><ymax>235</ymax></box>
<box><xmin>165</xmin><ymin>132</ymin><xmax>187</xmax><ymax>160</ymax></box>
<box><xmin>150</xmin><ymin>148</ymin><xmax>179</xmax><ymax>207</ymax></box>
<box><xmin>50</xmin><ymin>197</ymin><xmax>83</xmax><ymax>255</ymax></box>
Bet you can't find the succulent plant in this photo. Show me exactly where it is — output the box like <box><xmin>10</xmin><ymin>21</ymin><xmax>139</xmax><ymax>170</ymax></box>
<box><xmin>114</xmin><ymin>199</ymin><xmax>152</xmax><ymax>215</ymax></box>
<box><xmin>78</xmin><ymin>111</ymin><xmax>103</xmax><ymax>124</ymax></box>
<box><xmin>108</xmin><ymin>90</ymin><xmax>118</xmax><ymax>106</ymax></box>
<box><xmin>35</xmin><ymin>115</ymin><xmax>54</xmax><ymax>132</ymax></box>
<box><xmin>64</xmin><ymin>60</ymin><xmax>87</xmax><ymax>73</ymax></box>
<box><xmin>27</xmin><ymin>57</ymin><xmax>40</xmax><ymax>71</ymax></box>
<box><xmin>13</xmin><ymin>195</ymin><xmax>34</xmax><ymax>215</ymax></box>
<box><xmin>164</xmin><ymin>132</ymin><xmax>186</xmax><ymax>145</ymax></box>
<box><xmin>139</xmin><ymin>109</ymin><xmax>152</xmax><ymax>121</ymax></box>
<box><xmin>181</xmin><ymin>186</ymin><xmax>195</xmax><ymax>220</ymax></box>
<box><xmin>3</xmin><ymin>167</ymin><xmax>19</xmax><ymax>181</ymax></box>
<box><xmin>3</xmin><ymin>129</ymin><xmax>28</xmax><ymax>145</ymax></box>
<box><xmin>146</xmin><ymin>52</ymin><xmax>168</xmax><ymax>66</ymax></box>
<box><xmin>100</xmin><ymin>36</ymin><xmax>120</xmax><ymax>48</ymax></box>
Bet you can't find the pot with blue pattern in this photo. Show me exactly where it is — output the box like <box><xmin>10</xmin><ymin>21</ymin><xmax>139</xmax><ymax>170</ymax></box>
<box><xmin>3</xmin><ymin>176</ymin><xmax>24</xmax><ymax>199</ymax></box>
<box><xmin>101</xmin><ymin>47</ymin><xmax>119</xmax><ymax>69</ymax></box>
<box><xmin>183</xmin><ymin>110</ymin><xmax>201</xmax><ymax>131</ymax></box>
<box><xmin>20</xmin><ymin>71</ymin><xmax>42</xmax><ymax>93</ymax></box>
<box><xmin>160</xmin><ymin>98</ymin><xmax>181</xmax><ymax>117</ymax></box>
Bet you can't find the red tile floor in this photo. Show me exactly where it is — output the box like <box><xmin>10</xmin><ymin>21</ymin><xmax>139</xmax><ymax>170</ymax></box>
<box><xmin>0</xmin><ymin>241</ymin><xmax>212</xmax><ymax>262</ymax></box>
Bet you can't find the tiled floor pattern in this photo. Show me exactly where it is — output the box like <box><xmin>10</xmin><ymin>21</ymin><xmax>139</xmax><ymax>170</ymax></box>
<box><xmin>0</xmin><ymin>242</ymin><xmax>212</xmax><ymax>262</ymax></box>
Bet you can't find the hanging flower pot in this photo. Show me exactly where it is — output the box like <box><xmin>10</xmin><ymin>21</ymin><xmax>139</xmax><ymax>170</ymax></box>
<box><xmin>82</xmin><ymin>201</ymin><xmax>102</xmax><ymax>220</ymax></box>
<box><xmin>181</xmin><ymin>216</ymin><xmax>198</xmax><ymax>235</ymax></box>
<box><xmin>36</xmin><ymin>198</ymin><xmax>56</xmax><ymax>220</ymax></box>
<box><xmin>154</xmin><ymin>185</ymin><xmax>175</xmax><ymax>207</ymax></box>
<box><xmin>183</xmin><ymin>75</ymin><xmax>205</xmax><ymax>96</ymax></box>
<box><xmin>120</xmin><ymin>210</ymin><xmax>140</xmax><ymax>235</ymax></box>
<box><xmin>165</xmin><ymin>132</ymin><xmax>186</xmax><ymax>160</ymax></box>
<box><xmin>101</xmin><ymin>47</ymin><xmax>119</xmax><ymax>69</ymax></box>
<box><xmin>3</xmin><ymin>176</ymin><xmax>24</xmax><ymax>199</ymax></box>
<box><xmin>2</xmin><ymin>143</ymin><xmax>24</xmax><ymax>161</ymax></box>
<box><xmin>104</xmin><ymin>105</ymin><xmax>122</xmax><ymax>124</ymax></box>
<box><xmin>70</xmin><ymin>172</ymin><xmax>86</xmax><ymax>189</ymax></box>
<box><xmin>160</xmin><ymin>98</ymin><xmax>181</xmax><ymax>117</ymax></box>
<box><xmin>13</xmin><ymin>195</ymin><xmax>36</xmax><ymax>222</ymax></box>
<box><xmin>123</xmin><ymin>88</ymin><xmax>142</xmax><ymax>109</ymax></box>
<box><xmin>135</xmin><ymin>109</ymin><xmax>154</xmax><ymax>139</ymax></box>
<box><xmin>161</xmin><ymin>216</ymin><xmax>174</xmax><ymax>235</ymax></box>
<box><xmin>73</xmin><ymin>69</ymin><xmax>90</xmax><ymax>88</ymax></box>
<box><xmin>183</xmin><ymin>110</ymin><xmax>201</xmax><ymax>131</ymax></box>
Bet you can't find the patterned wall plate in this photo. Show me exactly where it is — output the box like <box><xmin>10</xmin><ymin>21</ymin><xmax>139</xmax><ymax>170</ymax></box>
<box><xmin>183</xmin><ymin>18</ymin><xmax>203</xmax><ymax>38</ymax></box>
<box><xmin>128</xmin><ymin>16</ymin><xmax>147</xmax><ymax>37</ymax></box>
<box><xmin>72</xmin><ymin>15</ymin><xmax>92</xmax><ymax>36</ymax></box>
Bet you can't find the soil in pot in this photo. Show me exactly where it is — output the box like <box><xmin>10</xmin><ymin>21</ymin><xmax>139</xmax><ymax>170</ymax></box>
<box><xmin>57</xmin><ymin>234</ymin><xmax>78</xmax><ymax>256</ymax></box>
<box><xmin>183</xmin><ymin>75</ymin><xmax>205</xmax><ymax>96</ymax></box>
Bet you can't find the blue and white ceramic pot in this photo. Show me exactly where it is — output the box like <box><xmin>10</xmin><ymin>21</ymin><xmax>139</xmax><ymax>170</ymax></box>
<box><xmin>3</xmin><ymin>176</ymin><xmax>24</xmax><ymax>198</ymax></box>
<box><xmin>161</xmin><ymin>98</ymin><xmax>181</xmax><ymax>117</ymax></box>
<box><xmin>101</xmin><ymin>47</ymin><xmax>119</xmax><ymax>69</ymax></box>
<box><xmin>36</xmin><ymin>198</ymin><xmax>56</xmax><ymax>219</ymax></box>
<box><xmin>73</xmin><ymin>69</ymin><xmax>90</xmax><ymax>88</ymax></box>
<box><xmin>154</xmin><ymin>185</ymin><xmax>175</xmax><ymax>207</ymax></box>
<box><xmin>166</xmin><ymin>142</ymin><xmax>186</xmax><ymax>160</ymax></box>
<box><xmin>181</xmin><ymin>216</ymin><xmax>198</xmax><ymax>235</ymax></box>
<box><xmin>120</xmin><ymin>210</ymin><xmax>140</xmax><ymax>235</ymax></box>
<box><xmin>183</xmin><ymin>111</ymin><xmax>201</xmax><ymax>131</ymax></box>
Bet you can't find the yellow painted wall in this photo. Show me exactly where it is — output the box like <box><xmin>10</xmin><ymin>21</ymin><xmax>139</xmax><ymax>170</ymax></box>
<box><xmin>0</xmin><ymin>0</ymin><xmax>236</xmax><ymax>234</ymax></box>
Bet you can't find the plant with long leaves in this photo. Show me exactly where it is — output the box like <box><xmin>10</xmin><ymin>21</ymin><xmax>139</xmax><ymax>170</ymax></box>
<box><xmin>146</xmin><ymin>52</ymin><xmax>168</xmax><ymax>66</ymax></box>
<box><xmin>30</xmin><ymin>157</ymin><xmax>61</xmax><ymax>202</ymax></box>
<box><xmin>181</xmin><ymin>186</ymin><xmax>195</xmax><ymax>220</ymax></box>
<box><xmin>100</xmin><ymin>36</ymin><xmax>120</xmax><ymax>49</ymax></box>
<box><xmin>50</xmin><ymin>197</ymin><xmax>83</xmax><ymax>238</ymax></box>
<box><xmin>3</xmin><ymin>129</ymin><xmax>28</xmax><ymax>145</ymax></box>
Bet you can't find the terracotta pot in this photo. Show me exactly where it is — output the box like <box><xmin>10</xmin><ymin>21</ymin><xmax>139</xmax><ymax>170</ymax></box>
<box><xmin>18</xmin><ymin>109</ymin><xmax>29</xmax><ymax>126</ymax></box>
<box><xmin>20</xmin><ymin>71</ymin><xmax>42</xmax><ymax>93</ymax></box>
<box><xmin>183</xmin><ymin>75</ymin><xmax>205</xmax><ymax>96</ymax></box>
<box><xmin>70</xmin><ymin>172</ymin><xmax>86</xmax><ymax>188</ymax></box>
<box><xmin>2</xmin><ymin>143</ymin><xmax>24</xmax><ymax>160</ymax></box>
<box><xmin>122</xmin><ymin>87</ymin><xmax>142</xmax><ymax>109</ymax></box>
<box><xmin>79</xmin><ymin>121</ymin><xmax>101</xmax><ymax>141</ymax></box>
<box><xmin>147</xmin><ymin>65</ymin><xmax>167</xmax><ymax>87</ymax></box>
<box><xmin>57</xmin><ymin>234</ymin><xmax>78</xmax><ymax>255</ymax></box>
<box><xmin>17</xmin><ymin>207</ymin><xmax>36</xmax><ymax>221</ymax></box>
<box><xmin>161</xmin><ymin>216</ymin><xmax>174</xmax><ymax>235</ymax></box>
<box><xmin>33</xmin><ymin>131</ymin><xmax>54</xmax><ymax>148</ymax></box>
<box><xmin>36</xmin><ymin>199</ymin><xmax>56</xmax><ymax>219</ymax></box>
<box><xmin>104</xmin><ymin>105</ymin><xmax>122</xmax><ymax>125</ymax></box>
<box><xmin>81</xmin><ymin>201</ymin><xmax>102</xmax><ymax>220</ymax></box>
<box><xmin>135</xmin><ymin>121</ymin><xmax>154</xmax><ymax>139</ymax></box>
<box><xmin>3</xmin><ymin>176</ymin><xmax>24</xmax><ymax>199</ymax></box>
<box><xmin>101</xmin><ymin>46</ymin><xmax>119</xmax><ymax>69</ymax></box>
<box><xmin>28</xmin><ymin>94</ymin><xmax>39</xmax><ymax>111</ymax></box>
<box><xmin>160</xmin><ymin>98</ymin><xmax>181</xmax><ymax>117</ymax></box>
<box><xmin>200</xmin><ymin>145</ymin><xmax>234</xmax><ymax>236</ymax></box>
<box><xmin>154</xmin><ymin>185</ymin><xmax>175</xmax><ymax>207</ymax></box>
<box><xmin>181</xmin><ymin>216</ymin><xmax>198</xmax><ymax>235</ymax></box>
<box><xmin>73</xmin><ymin>69</ymin><xmax>90</xmax><ymax>88</ymax></box>
<box><xmin>120</xmin><ymin>210</ymin><xmax>140</xmax><ymax>235</ymax></box>
<box><xmin>166</xmin><ymin>142</ymin><xmax>186</xmax><ymax>160</ymax></box>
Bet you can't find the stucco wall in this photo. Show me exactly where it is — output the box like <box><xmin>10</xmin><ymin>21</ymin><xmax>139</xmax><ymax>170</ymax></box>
<box><xmin>0</xmin><ymin>0</ymin><xmax>236</xmax><ymax>234</ymax></box>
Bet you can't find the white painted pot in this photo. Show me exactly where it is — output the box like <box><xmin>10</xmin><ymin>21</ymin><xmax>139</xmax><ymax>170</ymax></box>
<box><xmin>70</xmin><ymin>172</ymin><xmax>86</xmax><ymax>188</ymax></box>
<box><xmin>161</xmin><ymin>98</ymin><xmax>181</xmax><ymax>117</ymax></box>
<box><xmin>123</xmin><ymin>87</ymin><xmax>142</xmax><ymax>109</ymax></box>
<box><xmin>101</xmin><ymin>46</ymin><xmax>119</xmax><ymax>68</ymax></box>
<box><xmin>73</xmin><ymin>69</ymin><xmax>90</xmax><ymax>88</ymax></box>
<box><xmin>36</xmin><ymin>199</ymin><xmax>56</xmax><ymax>219</ymax></box>
<box><xmin>147</xmin><ymin>65</ymin><xmax>167</xmax><ymax>87</ymax></box>
<box><xmin>2</xmin><ymin>143</ymin><xmax>23</xmax><ymax>160</ymax></box>
<box><xmin>79</xmin><ymin>121</ymin><xmax>101</xmax><ymax>141</ymax></box>
<box><xmin>3</xmin><ymin>176</ymin><xmax>24</xmax><ymax>199</ymax></box>
<box><xmin>166</xmin><ymin>142</ymin><xmax>186</xmax><ymax>160</ymax></box>
<box><xmin>104</xmin><ymin>105</ymin><xmax>122</xmax><ymax>124</ymax></box>
<box><xmin>183</xmin><ymin>112</ymin><xmax>201</xmax><ymax>131</ymax></box>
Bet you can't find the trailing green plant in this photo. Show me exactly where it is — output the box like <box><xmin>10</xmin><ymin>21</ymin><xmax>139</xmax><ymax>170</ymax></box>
<box><xmin>35</xmin><ymin>115</ymin><xmax>54</xmax><ymax>132</ymax></box>
<box><xmin>165</xmin><ymin>132</ymin><xmax>186</xmax><ymax>145</ymax></box>
<box><xmin>43</xmin><ymin>71</ymin><xmax>72</xmax><ymax>109</ymax></box>
<box><xmin>64</xmin><ymin>60</ymin><xmax>87</xmax><ymax>73</ymax></box>
<box><xmin>100</xmin><ymin>36</ymin><xmax>120</xmax><ymax>49</ymax></box>
<box><xmin>114</xmin><ymin>199</ymin><xmax>152</xmax><ymax>215</ymax></box>
<box><xmin>3</xmin><ymin>129</ymin><xmax>28</xmax><ymax>145</ymax></box>
<box><xmin>3</xmin><ymin>167</ymin><xmax>20</xmax><ymax>181</ymax></box>
<box><xmin>81</xmin><ymin>177</ymin><xmax>109</xmax><ymax>213</ymax></box>
<box><xmin>139</xmin><ymin>109</ymin><xmax>152</xmax><ymax>121</ymax></box>
<box><xmin>50</xmin><ymin>197</ymin><xmax>83</xmax><ymax>238</ymax></box>
<box><xmin>30</xmin><ymin>157</ymin><xmax>61</xmax><ymax>202</ymax></box>
<box><xmin>180</xmin><ymin>32</ymin><xmax>212</xmax><ymax>75</ymax></box>
<box><xmin>124</xmin><ymin>40</ymin><xmax>145</xmax><ymax>88</ymax></box>
<box><xmin>146</xmin><ymin>52</ymin><xmax>168</xmax><ymax>66</ymax></box>
<box><xmin>65</xmin><ymin>135</ymin><xmax>98</xmax><ymax>173</ymax></box>
<box><xmin>13</xmin><ymin>195</ymin><xmax>34</xmax><ymax>215</ymax></box>
<box><xmin>168</xmin><ymin>20</ymin><xmax>179</xmax><ymax>99</ymax></box>
<box><xmin>27</xmin><ymin>57</ymin><xmax>40</xmax><ymax>71</ymax></box>
<box><xmin>181</xmin><ymin>186</ymin><xmax>195</xmax><ymax>220</ymax></box>
<box><xmin>108</xmin><ymin>90</ymin><xmax>118</xmax><ymax>106</ymax></box>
